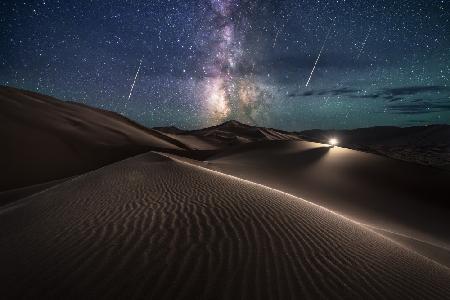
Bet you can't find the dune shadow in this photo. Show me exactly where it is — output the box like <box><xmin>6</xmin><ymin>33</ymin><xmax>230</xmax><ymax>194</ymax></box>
<box><xmin>283</xmin><ymin>146</ymin><xmax>330</xmax><ymax>168</ymax></box>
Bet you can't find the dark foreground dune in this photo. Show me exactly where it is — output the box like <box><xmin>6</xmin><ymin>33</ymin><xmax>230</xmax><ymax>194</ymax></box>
<box><xmin>0</xmin><ymin>86</ymin><xmax>186</xmax><ymax>191</ymax></box>
<box><xmin>1</xmin><ymin>152</ymin><xmax>449</xmax><ymax>299</ymax></box>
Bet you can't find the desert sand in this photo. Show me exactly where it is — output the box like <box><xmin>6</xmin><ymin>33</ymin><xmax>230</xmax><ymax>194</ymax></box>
<box><xmin>0</xmin><ymin>152</ymin><xmax>449</xmax><ymax>299</ymax></box>
<box><xmin>201</xmin><ymin>140</ymin><xmax>450</xmax><ymax>266</ymax></box>
<box><xmin>300</xmin><ymin>125</ymin><xmax>450</xmax><ymax>170</ymax></box>
<box><xmin>0</xmin><ymin>86</ymin><xmax>185</xmax><ymax>191</ymax></box>
<box><xmin>155</xmin><ymin>120</ymin><xmax>299</xmax><ymax>150</ymax></box>
<box><xmin>0</xmin><ymin>87</ymin><xmax>298</xmax><ymax>192</ymax></box>
<box><xmin>2</xmin><ymin>87</ymin><xmax>450</xmax><ymax>298</ymax></box>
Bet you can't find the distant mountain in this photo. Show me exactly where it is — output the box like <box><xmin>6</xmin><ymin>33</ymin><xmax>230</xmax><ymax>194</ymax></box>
<box><xmin>154</xmin><ymin>120</ymin><xmax>299</xmax><ymax>150</ymax></box>
<box><xmin>299</xmin><ymin>125</ymin><xmax>450</xmax><ymax>170</ymax></box>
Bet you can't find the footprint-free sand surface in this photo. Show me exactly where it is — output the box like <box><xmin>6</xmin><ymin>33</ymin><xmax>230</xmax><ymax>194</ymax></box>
<box><xmin>1</xmin><ymin>152</ymin><xmax>449</xmax><ymax>299</ymax></box>
<box><xmin>204</xmin><ymin>140</ymin><xmax>450</xmax><ymax>265</ymax></box>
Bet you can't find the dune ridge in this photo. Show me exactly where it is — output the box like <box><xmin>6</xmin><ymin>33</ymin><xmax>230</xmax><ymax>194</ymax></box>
<box><xmin>1</xmin><ymin>152</ymin><xmax>449</xmax><ymax>299</ymax></box>
<box><xmin>0</xmin><ymin>86</ymin><xmax>188</xmax><ymax>191</ymax></box>
<box><xmin>299</xmin><ymin>125</ymin><xmax>450</xmax><ymax>170</ymax></box>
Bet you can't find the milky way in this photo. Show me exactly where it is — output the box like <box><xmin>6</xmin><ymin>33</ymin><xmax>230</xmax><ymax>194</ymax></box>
<box><xmin>200</xmin><ymin>0</ymin><xmax>271</xmax><ymax>125</ymax></box>
<box><xmin>1</xmin><ymin>0</ymin><xmax>449</xmax><ymax>130</ymax></box>
<box><xmin>202</xmin><ymin>0</ymin><xmax>237</xmax><ymax>122</ymax></box>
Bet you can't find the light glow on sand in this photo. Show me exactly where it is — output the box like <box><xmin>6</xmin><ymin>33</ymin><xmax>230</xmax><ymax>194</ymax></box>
<box><xmin>329</xmin><ymin>138</ymin><xmax>339</xmax><ymax>146</ymax></box>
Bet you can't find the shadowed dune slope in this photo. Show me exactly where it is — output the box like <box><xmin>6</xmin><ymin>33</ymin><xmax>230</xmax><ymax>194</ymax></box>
<box><xmin>0</xmin><ymin>86</ymin><xmax>187</xmax><ymax>191</ymax></box>
<box><xmin>204</xmin><ymin>140</ymin><xmax>450</xmax><ymax>265</ymax></box>
<box><xmin>0</xmin><ymin>152</ymin><xmax>449</xmax><ymax>299</ymax></box>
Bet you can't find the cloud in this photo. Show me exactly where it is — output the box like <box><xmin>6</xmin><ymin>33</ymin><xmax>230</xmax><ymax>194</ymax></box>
<box><xmin>286</xmin><ymin>84</ymin><xmax>450</xmax><ymax>116</ymax></box>
<box><xmin>360</xmin><ymin>85</ymin><xmax>450</xmax><ymax>102</ymax></box>
<box><xmin>386</xmin><ymin>102</ymin><xmax>450</xmax><ymax>114</ymax></box>
<box><xmin>357</xmin><ymin>94</ymin><xmax>380</xmax><ymax>99</ymax></box>
<box><xmin>288</xmin><ymin>87</ymin><xmax>360</xmax><ymax>98</ymax></box>
<box><xmin>383</xmin><ymin>86</ymin><xmax>450</xmax><ymax>96</ymax></box>
<box><xmin>290</xmin><ymin>85</ymin><xmax>450</xmax><ymax>104</ymax></box>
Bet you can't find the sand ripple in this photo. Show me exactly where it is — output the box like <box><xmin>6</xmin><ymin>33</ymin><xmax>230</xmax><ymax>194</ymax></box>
<box><xmin>0</xmin><ymin>152</ymin><xmax>449</xmax><ymax>299</ymax></box>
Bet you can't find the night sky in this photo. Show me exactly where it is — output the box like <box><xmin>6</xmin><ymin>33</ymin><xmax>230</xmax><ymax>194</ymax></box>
<box><xmin>1</xmin><ymin>0</ymin><xmax>449</xmax><ymax>130</ymax></box>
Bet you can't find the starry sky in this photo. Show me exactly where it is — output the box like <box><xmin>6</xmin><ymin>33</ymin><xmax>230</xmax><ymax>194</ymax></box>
<box><xmin>1</xmin><ymin>0</ymin><xmax>449</xmax><ymax>130</ymax></box>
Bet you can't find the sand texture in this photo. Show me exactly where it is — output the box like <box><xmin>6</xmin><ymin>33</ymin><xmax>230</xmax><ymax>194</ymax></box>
<box><xmin>1</xmin><ymin>152</ymin><xmax>449</xmax><ymax>299</ymax></box>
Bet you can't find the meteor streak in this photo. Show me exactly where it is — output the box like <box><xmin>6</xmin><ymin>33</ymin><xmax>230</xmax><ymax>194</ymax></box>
<box><xmin>272</xmin><ymin>27</ymin><xmax>282</xmax><ymax>48</ymax></box>
<box><xmin>305</xmin><ymin>27</ymin><xmax>332</xmax><ymax>87</ymax></box>
<box><xmin>356</xmin><ymin>25</ymin><xmax>372</xmax><ymax>60</ymax></box>
<box><xmin>272</xmin><ymin>22</ymin><xmax>286</xmax><ymax>49</ymax></box>
<box><xmin>126</xmin><ymin>55</ymin><xmax>144</xmax><ymax>106</ymax></box>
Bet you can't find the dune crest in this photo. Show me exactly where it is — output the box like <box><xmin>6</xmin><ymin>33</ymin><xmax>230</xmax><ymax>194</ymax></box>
<box><xmin>0</xmin><ymin>86</ymin><xmax>187</xmax><ymax>191</ymax></box>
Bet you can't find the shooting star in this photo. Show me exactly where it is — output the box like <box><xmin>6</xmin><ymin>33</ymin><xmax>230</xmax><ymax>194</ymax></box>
<box><xmin>125</xmin><ymin>55</ymin><xmax>144</xmax><ymax>107</ymax></box>
<box><xmin>305</xmin><ymin>27</ymin><xmax>333</xmax><ymax>87</ymax></box>
<box><xmin>356</xmin><ymin>25</ymin><xmax>373</xmax><ymax>60</ymax></box>
<box><xmin>273</xmin><ymin>21</ymin><xmax>288</xmax><ymax>49</ymax></box>
<box><xmin>273</xmin><ymin>27</ymin><xmax>282</xmax><ymax>48</ymax></box>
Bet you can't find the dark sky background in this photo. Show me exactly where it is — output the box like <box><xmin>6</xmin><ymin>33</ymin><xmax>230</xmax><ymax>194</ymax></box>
<box><xmin>1</xmin><ymin>0</ymin><xmax>449</xmax><ymax>130</ymax></box>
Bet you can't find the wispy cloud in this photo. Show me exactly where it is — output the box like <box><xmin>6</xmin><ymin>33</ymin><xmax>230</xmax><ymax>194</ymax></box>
<box><xmin>386</xmin><ymin>101</ymin><xmax>450</xmax><ymax>114</ymax></box>
<box><xmin>287</xmin><ymin>84</ymin><xmax>450</xmax><ymax>115</ymax></box>
<box><xmin>288</xmin><ymin>87</ymin><xmax>360</xmax><ymax>98</ymax></box>
<box><xmin>360</xmin><ymin>85</ymin><xmax>450</xmax><ymax>102</ymax></box>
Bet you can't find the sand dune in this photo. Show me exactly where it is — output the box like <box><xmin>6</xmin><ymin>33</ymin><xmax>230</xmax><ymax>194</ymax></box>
<box><xmin>1</xmin><ymin>88</ymin><xmax>301</xmax><ymax>192</ymax></box>
<box><xmin>300</xmin><ymin>125</ymin><xmax>450</xmax><ymax>170</ymax></box>
<box><xmin>3</xmin><ymin>85</ymin><xmax>446</xmax><ymax>193</ymax></box>
<box><xmin>2</xmin><ymin>88</ymin><xmax>449</xmax><ymax>297</ymax></box>
<box><xmin>156</xmin><ymin>121</ymin><xmax>450</xmax><ymax>170</ymax></box>
<box><xmin>156</xmin><ymin>120</ymin><xmax>299</xmax><ymax>150</ymax></box>
<box><xmin>0</xmin><ymin>86</ymin><xmax>188</xmax><ymax>191</ymax></box>
<box><xmin>0</xmin><ymin>176</ymin><xmax>71</xmax><ymax>207</ymax></box>
<box><xmin>0</xmin><ymin>152</ymin><xmax>449</xmax><ymax>299</ymax></box>
<box><xmin>203</xmin><ymin>140</ymin><xmax>450</xmax><ymax>265</ymax></box>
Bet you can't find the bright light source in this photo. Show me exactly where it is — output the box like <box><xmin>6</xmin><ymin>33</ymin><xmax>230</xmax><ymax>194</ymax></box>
<box><xmin>329</xmin><ymin>138</ymin><xmax>338</xmax><ymax>147</ymax></box>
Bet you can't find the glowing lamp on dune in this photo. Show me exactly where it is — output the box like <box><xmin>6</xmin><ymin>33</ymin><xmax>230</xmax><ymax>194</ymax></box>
<box><xmin>329</xmin><ymin>138</ymin><xmax>339</xmax><ymax>147</ymax></box>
